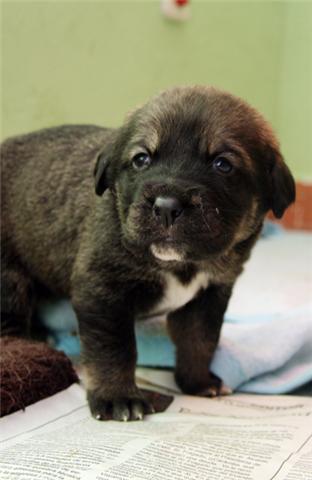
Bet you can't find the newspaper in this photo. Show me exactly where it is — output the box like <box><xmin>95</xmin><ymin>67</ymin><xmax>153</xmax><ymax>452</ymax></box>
<box><xmin>0</xmin><ymin>369</ymin><xmax>311</xmax><ymax>480</ymax></box>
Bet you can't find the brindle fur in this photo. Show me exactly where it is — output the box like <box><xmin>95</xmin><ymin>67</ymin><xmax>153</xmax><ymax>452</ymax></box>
<box><xmin>1</xmin><ymin>86</ymin><xmax>295</xmax><ymax>421</ymax></box>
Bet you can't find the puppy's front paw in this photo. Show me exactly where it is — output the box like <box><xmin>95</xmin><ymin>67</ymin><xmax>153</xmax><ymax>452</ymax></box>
<box><xmin>87</xmin><ymin>390</ymin><xmax>155</xmax><ymax>422</ymax></box>
<box><xmin>176</xmin><ymin>369</ymin><xmax>232</xmax><ymax>398</ymax></box>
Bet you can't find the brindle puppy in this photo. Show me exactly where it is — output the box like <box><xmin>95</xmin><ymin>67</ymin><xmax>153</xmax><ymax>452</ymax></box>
<box><xmin>1</xmin><ymin>86</ymin><xmax>295</xmax><ymax>421</ymax></box>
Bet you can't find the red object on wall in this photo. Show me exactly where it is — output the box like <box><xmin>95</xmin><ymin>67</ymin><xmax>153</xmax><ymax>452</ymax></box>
<box><xmin>175</xmin><ymin>0</ymin><xmax>189</xmax><ymax>6</ymax></box>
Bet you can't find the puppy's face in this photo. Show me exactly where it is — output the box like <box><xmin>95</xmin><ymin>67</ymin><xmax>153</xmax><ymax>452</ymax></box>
<box><xmin>95</xmin><ymin>86</ymin><xmax>295</xmax><ymax>263</ymax></box>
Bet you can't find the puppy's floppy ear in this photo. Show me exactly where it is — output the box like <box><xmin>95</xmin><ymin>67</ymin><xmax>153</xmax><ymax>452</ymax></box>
<box><xmin>94</xmin><ymin>151</ymin><xmax>110</xmax><ymax>196</ymax></box>
<box><xmin>269</xmin><ymin>151</ymin><xmax>296</xmax><ymax>219</ymax></box>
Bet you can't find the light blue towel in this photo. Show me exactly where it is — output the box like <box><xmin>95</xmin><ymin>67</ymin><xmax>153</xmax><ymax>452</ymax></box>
<box><xmin>211</xmin><ymin>307</ymin><xmax>312</xmax><ymax>393</ymax></box>
<box><xmin>40</xmin><ymin>305</ymin><xmax>312</xmax><ymax>394</ymax></box>
<box><xmin>135</xmin><ymin>306</ymin><xmax>312</xmax><ymax>394</ymax></box>
<box><xmin>39</xmin><ymin>225</ymin><xmax>312</xmax><ymax>394</ymax></box>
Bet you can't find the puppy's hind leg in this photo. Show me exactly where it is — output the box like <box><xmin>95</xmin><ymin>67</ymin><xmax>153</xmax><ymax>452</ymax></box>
<box><xmin>1</xmin><ymin>254</ymin><xmax>35</xmax><ymax>337</ymax></box>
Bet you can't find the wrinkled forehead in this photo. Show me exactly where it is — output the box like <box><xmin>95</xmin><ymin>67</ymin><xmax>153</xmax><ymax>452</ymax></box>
<box><xmin>126</xmin><ymin>91</ymin><xmax>261</xmax><ymax>163</ymax></box>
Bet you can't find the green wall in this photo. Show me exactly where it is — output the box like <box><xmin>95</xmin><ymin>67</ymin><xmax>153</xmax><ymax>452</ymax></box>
<box><xmin>2</xmin><ymin>0</ymin><xmax>311</xmax><ymax>179</ymax></box>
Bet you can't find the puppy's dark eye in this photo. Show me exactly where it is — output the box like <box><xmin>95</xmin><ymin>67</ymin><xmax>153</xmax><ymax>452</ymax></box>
<box><xmin>132</xmin><ymin>153</ymin><xmax>152</xmax><ymax>171</ymax></box>
<box><xmin>213</xmin><ymin>157</ymin><xmax>233</xmax><ymax>174</ymax></box>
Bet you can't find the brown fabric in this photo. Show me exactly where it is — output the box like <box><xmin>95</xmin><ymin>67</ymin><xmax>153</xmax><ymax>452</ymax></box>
<box><xmin>0</xmin><ymin>336</ymin><xmax>79</xmax><ymax>417</ymax></box>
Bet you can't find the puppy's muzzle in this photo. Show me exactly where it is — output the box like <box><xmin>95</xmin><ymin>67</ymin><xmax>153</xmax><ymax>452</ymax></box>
<box><xmin>153</xmin><ymin>196</ymin><xmax>183</xmax><ymax>228</ymax></box>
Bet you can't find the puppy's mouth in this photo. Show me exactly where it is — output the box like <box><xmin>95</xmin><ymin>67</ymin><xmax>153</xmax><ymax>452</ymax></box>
<box><xmin>123</xmin><ymin>193</ymin><xmax>242</xmax><ymax>262</ymax></box>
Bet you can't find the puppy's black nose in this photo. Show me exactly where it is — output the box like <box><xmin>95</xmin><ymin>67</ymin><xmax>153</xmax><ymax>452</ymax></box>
<box><xmin>153</xmin><ymin>197</ymin><xmax>183</xmax><ymax>228</ymax></box>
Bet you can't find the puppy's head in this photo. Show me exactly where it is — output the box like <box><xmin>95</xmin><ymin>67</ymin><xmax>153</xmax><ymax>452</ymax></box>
<box><xmin>94</xmin><ymin>86</ymin><xmax>295</xmax><ymax>263</ymax></box>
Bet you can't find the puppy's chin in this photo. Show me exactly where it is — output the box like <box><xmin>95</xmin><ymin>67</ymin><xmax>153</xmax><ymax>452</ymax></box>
<box><xmin>150</xmin><ymin>244</ymin><xmax>184</xmax><ymax>262</ymax></box>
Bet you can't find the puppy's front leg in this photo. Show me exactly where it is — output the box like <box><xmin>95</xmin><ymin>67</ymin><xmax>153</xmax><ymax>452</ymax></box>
<box><xmin>75</xmin><ymin>303</ymin><xmax>153</xmax><ymax>421</ymax></box>
<box><xmin>167</xmin><ymin>284</ymin><xmax>232</xmax><ymax>397</ymax></box>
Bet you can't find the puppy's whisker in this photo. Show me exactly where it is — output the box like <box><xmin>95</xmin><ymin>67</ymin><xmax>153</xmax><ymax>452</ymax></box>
<box><xmin>198</xmin><ymin>198</ymin><xmax>213</xmax><ymax>232</ymax></box>
<box><xmin>201</xmin><ymin>206</ymin><xmax>242</xmax><ymax>215</ymax></box>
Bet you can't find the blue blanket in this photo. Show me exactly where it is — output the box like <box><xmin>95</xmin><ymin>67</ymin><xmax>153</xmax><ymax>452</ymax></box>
<box><xmin>39</xmin><ymin>224</ymin><xmax>312</xmax><ymax>394</ymax></box>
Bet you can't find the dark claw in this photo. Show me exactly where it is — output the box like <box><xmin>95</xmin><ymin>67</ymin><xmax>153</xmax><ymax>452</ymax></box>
<box><xmin>131</xmin><ymin>400</ymin><xmax>145</xmax><ymax>421</ymax></box>
<box><xmin>198</xmin><ymin>374</ymin><xmax>232</xmax><ymax>398</ymax></box>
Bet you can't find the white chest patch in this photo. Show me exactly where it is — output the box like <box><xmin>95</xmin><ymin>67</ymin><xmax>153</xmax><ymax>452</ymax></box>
<box><xmin>148</xmin><ymin>271</ymin><xmax>210</xmax><ymax>317</ymax></box>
